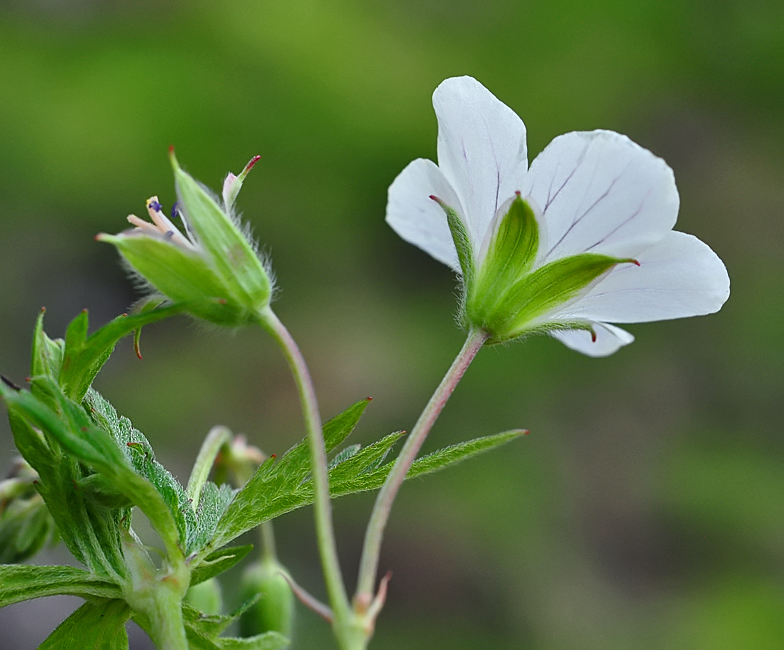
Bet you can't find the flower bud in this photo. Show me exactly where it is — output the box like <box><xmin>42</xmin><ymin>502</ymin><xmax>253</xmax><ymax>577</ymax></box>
<box><xmin>185</xmin><ymin>577</ymin><xmax>223</xmax><ymax>616</ymax></box>
<box><xmin>0</xmin><ymin>460</ymin><xmax>57</xmax><ymax>563</ymax></box>
<box><xmin>239</xmin><ymin>557</ymin><xmax>295</xmax><ymax>639</ymax></box>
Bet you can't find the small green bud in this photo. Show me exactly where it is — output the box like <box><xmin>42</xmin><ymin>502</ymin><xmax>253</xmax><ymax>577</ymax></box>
<box><xmin>239</xmin><ymin>558</ymin><xmax>295</xmax><ymax>639</ymax></box>
<box><xmin>97</xmin><ymin>150</ymin><xmax>273</xmax><ymax>327</ymax></box>
<box><xmin>185</xmin><ymin>577</ymin><xmax>223</xmax><ymax>616</ymax></box>
<box><xmin>0</xmin><ymin>460</ymin><xmax>57</xmax><ymax>563</ymax></box>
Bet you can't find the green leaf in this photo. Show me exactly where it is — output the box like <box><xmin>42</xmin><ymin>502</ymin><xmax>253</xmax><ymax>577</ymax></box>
<box><xmin>0</xmin><ymin>564</ymin><xmax>122</xmax><ymax>608</ymax></box>
<box><xmin>58</xmin><ymin>302</ymin><xmax>192</xmax><ymax>402</ymax></box>
<box><xmin>273</xmin><ymin>397</ymin><xmax>372</xmax><ymax>488</ymax></box>
<box><xmin>180</xmin><ymin>599</ymin><xmax>288</xmax><ymax>650</ymax></box>
<box><xmin>331</xmin><ymin>429</ymin><xmax>527</xmax><ymax>497</ymax></box>
<box><xmin>210</xmin><ymin>399</ymin><xmax>371</xmax><ymax>548</ymax></box>
<box><xmin>4</xmin><ymin>379</ymin><xmax>182</xmax><ymax>559</ymax></box>
<box><xmin>326</xmin><ymin>432</ymin><xmax>404</xmax><ymax>485</ymax></box>
<box><xmin>190</xmin><ymin>545</ymin><xmax>254</xmax><ymax>587</ymax></box>
<box><xmin>40</xmin><ymin>599</ymin><xmax>130</xmax><ymax>650</ymax></box>
<box><xmin>31</xmin><ymin>308</ymin><xmax>65</xmax><ymax>380</ymax></box>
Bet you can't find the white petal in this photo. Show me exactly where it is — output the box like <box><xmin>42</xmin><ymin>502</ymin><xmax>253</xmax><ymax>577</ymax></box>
<box><xmin>551</xmin><ymin>231</ymin><xmax>730</xmax><ymax>324</ymax></box>
<box><xmin>386</xmin><ymin>158</ymin><xmax>464</xmax><ymax>272</ymax></box>
<box><xmin>550</xmin><ymin>322</ymin><xmax>634</xmax><ymax>357</ymax></box>
<box><xmin>433</xmin><ymin>76</ymin><xmax>528</xmax><ymax>247</ymax></box>
<box><xmin>523</xmin><ymin>130</ymin><xmax>679</xmax><ymax>262</ymax></box>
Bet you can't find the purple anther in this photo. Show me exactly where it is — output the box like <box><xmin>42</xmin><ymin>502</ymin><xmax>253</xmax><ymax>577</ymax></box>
<box><xmin>170</xmin><ymin>201</ymin><xmax>179</xmax><ymax>220</ymax></box>
<box><xmin>149</xmin><ymin>200</ymin><xmax>163</xmax><ymax>213</ymax></box>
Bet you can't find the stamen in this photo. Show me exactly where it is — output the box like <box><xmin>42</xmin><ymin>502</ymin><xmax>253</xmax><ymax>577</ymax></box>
<box><xmin>127</xmin><ymin>215</ymin><xmax>160</xmax><ymax>232</ymax></box>
<box><xmin>170</xmin><ymin>201</ymin><xmax>179</xmax><ymax>220</ymax></box>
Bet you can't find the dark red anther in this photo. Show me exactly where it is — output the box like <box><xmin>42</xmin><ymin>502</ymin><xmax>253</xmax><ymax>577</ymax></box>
<box><xmin>522</xmin><ymin>429</ymin><xmax>531</xmax><ymax>436</ymax></box>
<box><xmin>631</xmin><ymin>259</ymin><xmax>641</xmax><ymax>267</ymax></box>
<box><xmin>168</xmin><ymin>145</ymin><xmax>175</xmax><ymax>155</ymax></box>
<box><xmin>590</xmin><ymin>329</ymin><xmax>597</xmax><ymax>343</ymax></box>
<box><xmin>515</xmin><ymin>190</ymin><xmax>522</xmax><ymax>197</ymax></box>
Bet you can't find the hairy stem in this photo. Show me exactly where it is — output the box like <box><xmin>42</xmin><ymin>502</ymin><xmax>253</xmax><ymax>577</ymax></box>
<box><xmin>258</xmin><ymin>307</ymin><xmax>352</xmax><ymax>627</ymax></box>
<box><xmin>355</xmin><ymin>329</ymin><xmax>487</xmax><ymax>604</ymax></box>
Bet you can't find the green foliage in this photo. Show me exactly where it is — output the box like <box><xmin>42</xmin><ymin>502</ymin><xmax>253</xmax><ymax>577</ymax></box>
<box><xmin>178</xmin><ymin>600</ymin><xmax>289</xmax><ymax>650</ymax></box>
<box><xmin>190</xmin><ymin>545</ymin><xmax>254</xmax><ymax>587</ymax></box>
<box><xmin>0</xmin><ymin>564</ymin><xmax>122</xmax><ymax>608</ymax></box>
<box><xmin>211</xmin><ymin>405</ymin><xmax>525</xmax><ymax>549</ymax></box>
<box><xmin>39</xmin><ymin>599</ymin><xmax>131</xmax><ymax>650</ymax></box>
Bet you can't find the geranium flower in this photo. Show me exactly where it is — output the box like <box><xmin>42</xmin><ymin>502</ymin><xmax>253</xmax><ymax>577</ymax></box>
<box><xmin>386</xmin><ymin>76</ymin><xmax>729</xmax><ymax>356</ymax></box>
<box><xmin>98</xmin><ymin>150</ymin><xmax>272</xmax><ymax>327</ymax></box>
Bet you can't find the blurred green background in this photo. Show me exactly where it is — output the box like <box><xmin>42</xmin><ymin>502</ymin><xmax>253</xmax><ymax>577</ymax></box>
<box><xmin>1</xmin><ymin>0</ymin><xmax>783</xmax><ymax>648</ymax></box>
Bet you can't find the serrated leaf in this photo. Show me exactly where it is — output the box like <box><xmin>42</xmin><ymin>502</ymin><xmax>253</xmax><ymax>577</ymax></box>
<box><xmin>208</xmin><ymin>399</ymin><xmax>371</xmax><ymax>549</ymax></box>
<box><xmin>328</xmin><ymin>444</ymin><xmax>360</xmax><ymax>469</ymax></box>
<box><xmin>180</xmin><ymin>599</ymin><xmax>288</xmax><ymax>650</ymax></box>
<box><xmin>31</xmin><ymin>309</ymin><xmax>65</xmax><ymax>380</ymax></box>
<box><xmin>273</xmin><ymin>398</ymin><xmax>372</xmax><ymax>488</ymax></box>
<box><xmin>40</xmin><ymin>598</ymin><xmax>130</xmax><ymax>650</ymax></box>
<box><xmin>332</xmin><ymin>429</ymin><xmax>527</xmax><ymax>496</ymax></box>
<box><xmin>326</xmin><ymin>432</ymin><xmax>403</xmax><ymax>485</ymax></box>
<box><xmin>0</xmin><ymin>564</ymin><xmax>122</xmax><ymax>608</ymax></box>
<box><xmin>190</xmin><ymin>544</ymin><xmax>254</xmax><ymax>587</ymax></box>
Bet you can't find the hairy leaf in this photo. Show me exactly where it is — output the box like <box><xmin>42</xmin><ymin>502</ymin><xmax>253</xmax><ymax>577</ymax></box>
<box><xmin>0</xmin><ymin>564</ymin><xmax>122</xmax><ymax>608</ymax></box>
<box><xmin>190</xmin><ymin>545</ymin><xmax>254</xmax><ymax>587</ymax></box>
<box><xmin>39</xmin><ymin>599</ymin><xmax>130</xmax><ymax>650</ymax></box>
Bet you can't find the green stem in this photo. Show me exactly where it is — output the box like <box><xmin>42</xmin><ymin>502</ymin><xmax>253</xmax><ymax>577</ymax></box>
<box><xmin>258</xmin><ymin>307</ymin><xmax>352</xmax><ymax>627</ymax></box>
<box><xmin>146</xmin><ymin>577</ymin><xmax>190</xmax><ymax>650</ymax></box>
<box><xmin>354</xmin><ymin>329</ymin><xmax>487</xmax><ymax>605</ymax></box>
<box><xmin>260</xmin><ymin>520</ymin><xmax>278</xmax><ymax>562</ymax></box>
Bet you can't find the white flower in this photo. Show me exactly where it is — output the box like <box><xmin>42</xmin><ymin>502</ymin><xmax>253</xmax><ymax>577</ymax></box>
<box><xmin>386</xmin><ymin>76</ymin><xmax>730</xmax><ymax>356</ymax></box>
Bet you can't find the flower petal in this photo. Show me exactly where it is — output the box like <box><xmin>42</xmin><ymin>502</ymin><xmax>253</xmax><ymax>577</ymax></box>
<box><xmin>386</xmin><ymin>158</ymin><xmax>464</xmax><ymax>272</ymax></box>
<box><xmin>433</xmin><ymin>76</ymin><xmax>528</xmax><ymax>247</ymax></box>
<box><xmin>523</xmin><ymin>130</ymin><xmax>679</xmax><ymax>262</ymax></box>
<box><xmin>549</xmin><ymin>231</ymin><xmax>730</xmax><ymax>324</ymax></box>
<box><xmin>550</xmin><ymin>322</ymin><xmax>634</xmax><ymax>357</ymax></box>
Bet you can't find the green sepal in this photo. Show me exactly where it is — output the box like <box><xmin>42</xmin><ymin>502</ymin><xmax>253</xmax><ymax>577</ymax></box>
<box><xmin>433</xmin><ymin>197</ymin><xmax>475</xmax><ymax>288</ymax></box>
<box><xmin>0</xmin><ymin>564</ymin><xmax>122</xmax><ymax>608</ymax></box>
<box><xmin>170</xmin><ymin>150</ymin><xmax>272</xmax><ymax>314</ymax></box>
<box><xmin>39</xmin><ymin>599</ymin><xmax>131</xmax><ymax>650</ymax></box>
<box><xmin>473</xmin><ymin>252</ymin><xmax>633</xmax><ymax>343</ymax></box>
<box><xmin>468</xmin><ymin>195</ymin><xmax>539</xmax><ymax>324</ymax></box>
<box><xmin>98</xmin><ymin>233</ymin><xmax>252</xmax><ymax>328</ymax></box>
